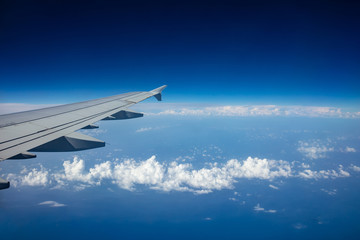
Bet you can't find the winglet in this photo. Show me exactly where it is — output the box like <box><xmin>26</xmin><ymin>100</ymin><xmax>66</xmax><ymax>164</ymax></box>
<box><xmin>150</xmin><ymin>85</ymin><xmax>167</xmax><ymax>101</ymax></box>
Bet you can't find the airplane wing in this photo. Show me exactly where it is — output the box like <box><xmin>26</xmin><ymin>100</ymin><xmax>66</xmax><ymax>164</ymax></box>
<box><xmin>0</xmin><ymin>85</ymin><xmax>167</xmax><ymax>189</ymax></box>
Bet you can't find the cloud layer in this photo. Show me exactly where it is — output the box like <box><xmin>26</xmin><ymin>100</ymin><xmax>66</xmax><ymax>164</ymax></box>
<box><xmin>7</xmin><ymin>155</ymin><xmax>352</xmax><ymax>193</ymax></box>
<box><xmin>145</xmin><ymin>104</ymin><xmax>360</xmax><ymax>118</ymax></box>
<box><xmin>52</xmin><ymin>155</ymin><xmax>292</xmax><ymax>193</ymax></box>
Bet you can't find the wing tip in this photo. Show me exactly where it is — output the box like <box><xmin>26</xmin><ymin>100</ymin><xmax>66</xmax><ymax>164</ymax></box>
<box><xmin>151</xmin><ymin>85</ymin><xmax>167</xmax><ymax>94</ymax></box>
<box><xmin>150</xmin><ymin>85</ymin><xmax>167</xmax><ymax>101</ymax></box>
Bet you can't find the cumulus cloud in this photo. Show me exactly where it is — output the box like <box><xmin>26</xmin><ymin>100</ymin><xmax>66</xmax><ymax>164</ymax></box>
<box><xmin>350</xmin><ymin>165</ymin><xmax>360</xmax><ymax>172</ymax></box>
<box><xmin>7</xmin><ymin>167</ymin><xmax>49</xmax><ymax>187</ymax></box>
<box><xmin>38</xmin><ymin>201</ymin><xmax>66</xmax><ymax>207</ymax></box>
<box><xmin>298</xmin><ymin>165</ymin><xmax>350</xmax><ymax>179</ymax></box>
<box><xmin>7</xmin><ymin>155</ymin><xmax>355</xmax><ymax>193</ymax></box>
<box><xmin>110</xmin><ymin>156</ymin><xmax>291</xmax><ymax>193</ymax></box>
<box><xmin>8</xmin><ymin>156</ymin><xmax>292</xmax><ymax>193</ymax></box>
<box><xmin>112</xmin><ymin>156</ymin><xmax>165</xmax><ymax>191</ymax></box>
<box><xmin>297</xmin><ymin>141</ymin><xmax>334</xmax><ymax>160</ymax></box>
<box><xmin>54</xmin><ymin>156</ymin><xmax>112</xmax><ymax>187</ymax></box>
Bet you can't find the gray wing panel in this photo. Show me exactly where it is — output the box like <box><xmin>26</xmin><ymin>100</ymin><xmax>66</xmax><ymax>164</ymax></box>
<box><xmin>0</xmin><ymin>92</ymin><xmax>138</xmax><ymax>127</ymax></box>
<box><xmin>0</xmin><ymin>86</ymin><xmax>166</xmax><ymax>160</ymax></box>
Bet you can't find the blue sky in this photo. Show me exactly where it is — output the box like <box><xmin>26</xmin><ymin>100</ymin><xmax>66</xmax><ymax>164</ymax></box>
<box><xmin>1</xmin><ymin>0</ymin><xmax>359</xmax><ymax>107</ymax></box>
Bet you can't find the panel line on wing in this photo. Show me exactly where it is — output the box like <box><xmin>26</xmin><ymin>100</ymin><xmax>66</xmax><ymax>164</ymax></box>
<box><xmin>0</xmin><ymin>104</ymin><xmax>131</xmax><ymax>148</ymax></box>
<box><xmin>0</xmin><ymin>92</ymin><xmax>140</xmax><ymax>128</ymax></box>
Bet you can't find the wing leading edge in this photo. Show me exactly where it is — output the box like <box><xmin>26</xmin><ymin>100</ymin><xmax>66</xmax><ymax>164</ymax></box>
<box><xmin>0</xmin><ymin>85</ymin><xmax>167</xmax><ymax>189</ymax></box>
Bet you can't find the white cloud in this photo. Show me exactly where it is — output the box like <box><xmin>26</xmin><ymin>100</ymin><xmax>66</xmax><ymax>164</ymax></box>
<box><xmin>269</xmin><ymin>184</ymin><xmax>279</xmax><ymax>190</ymax></box>
<box><xmin>225</xmin><ymin>157</ymin><xmax>292</xmax><ymax>180</ymax></box>
<box><xmin>22</xmin><ymin>168</ymin><xmax>49</xmax><ymax>186</ymax></box>
<box><xmin>80</xmin><ymin>129</ymin><xmax>108</xmax><ymax>137</ymax></box>
<box><xmin>7</xmin><ymin>155</ymin><xmax>354</xmax><ymax>193</ymax></box>
<box><xmin>135</xmin><ymin>126</ymin><xmax>166</xmax><ymax>133</ymax></box>
<box><xmin>301</xmin><ymin>163</ymin><xmax>310</xmax><ymax>168</ymax></box>
<box><xmin>112</xmin><ymin>156</ymin><xmax>165</xmax><ymax>191</ymax></box>
<box><xmin>350</xmin><ymin>165</ymin><xmax>360</xmax><ymax>172</ymax></box>
<box><xmin>344</xmin><ymin>147</ymin><xmax>356</xmax><ymax>153</ymax></box>
<box><xmin>298</xmin><ymin>165</ymin><xmax>350</xmax><ymax>179</ymax></box>
<box><xmin>58</xmin><ymin>157</ymin><xmax>92</xmax><ymax>182</ymax></box>
<box><xmin>54</xmin><ymin>156</ymin><xmax>112</xmax><ymax>187</ymax></box>
<box><xmin>254</xmin><ymin>203</ymin><xmax>277</xmax><ymax>213</ymax></box>
<box><xmin>110</xmin><ymin>156</ymin><xmax>292</xmax><ymax>193</ymax></box>
<box><xmin>320</xmin><ymin>188</ymin><xmax>337</xmax><ymax>196</ymax></box>
<box><xmin>266</xmin><ymin>209</ymin><xmax>277</xmax><ymax>213</ymax></box>
<box><xmin>38</xmin><ymin>201</ymin><xmax>66</xmax><ymax>207</ymax></box>
<box><xmin>8</xmin><ymin>155</ymin><xmax>292</xmax><ymax>193</ymax></box>
<box><xmin>297</xmin><ymin>141</ymin><xmax>334</xmax><ymax>160</ymax></box>
<box><xmin>135</xmin><ymin>127</ymin><xmax>153</xmax><ymax>133</ymax></box>
<box><xmin>7</xmin><ymin>167</ymin><xmax>49</xmax><ymax>187</ymax></box>
<box><xmin>254</xmin><ymin>203</ymin><xmax>265</xmax><ymax>211</ymax></box>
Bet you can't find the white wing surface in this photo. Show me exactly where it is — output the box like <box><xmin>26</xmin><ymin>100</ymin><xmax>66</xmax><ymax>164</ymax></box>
<box><xmin>0</xmin><ymin>85</ymin><xmax>166</xmax><ymax>189</ymax></box>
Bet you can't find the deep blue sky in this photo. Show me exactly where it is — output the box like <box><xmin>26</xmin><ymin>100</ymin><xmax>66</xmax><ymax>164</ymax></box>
<box><xmin>1</xmin><ymin>0</ymin><xmax>359</xmax><ymax>106</ymax></box>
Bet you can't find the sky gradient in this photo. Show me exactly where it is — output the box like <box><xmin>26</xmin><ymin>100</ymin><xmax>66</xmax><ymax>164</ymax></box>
<box><xmin>1</xmin><ymin>0</ymin><xmax>359</xmax><ymax>106</ymax></box>
<box><xmin>1</xmin><ymin>3</ymin><xmax>360</xmax><ymax>238</ymax></box>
